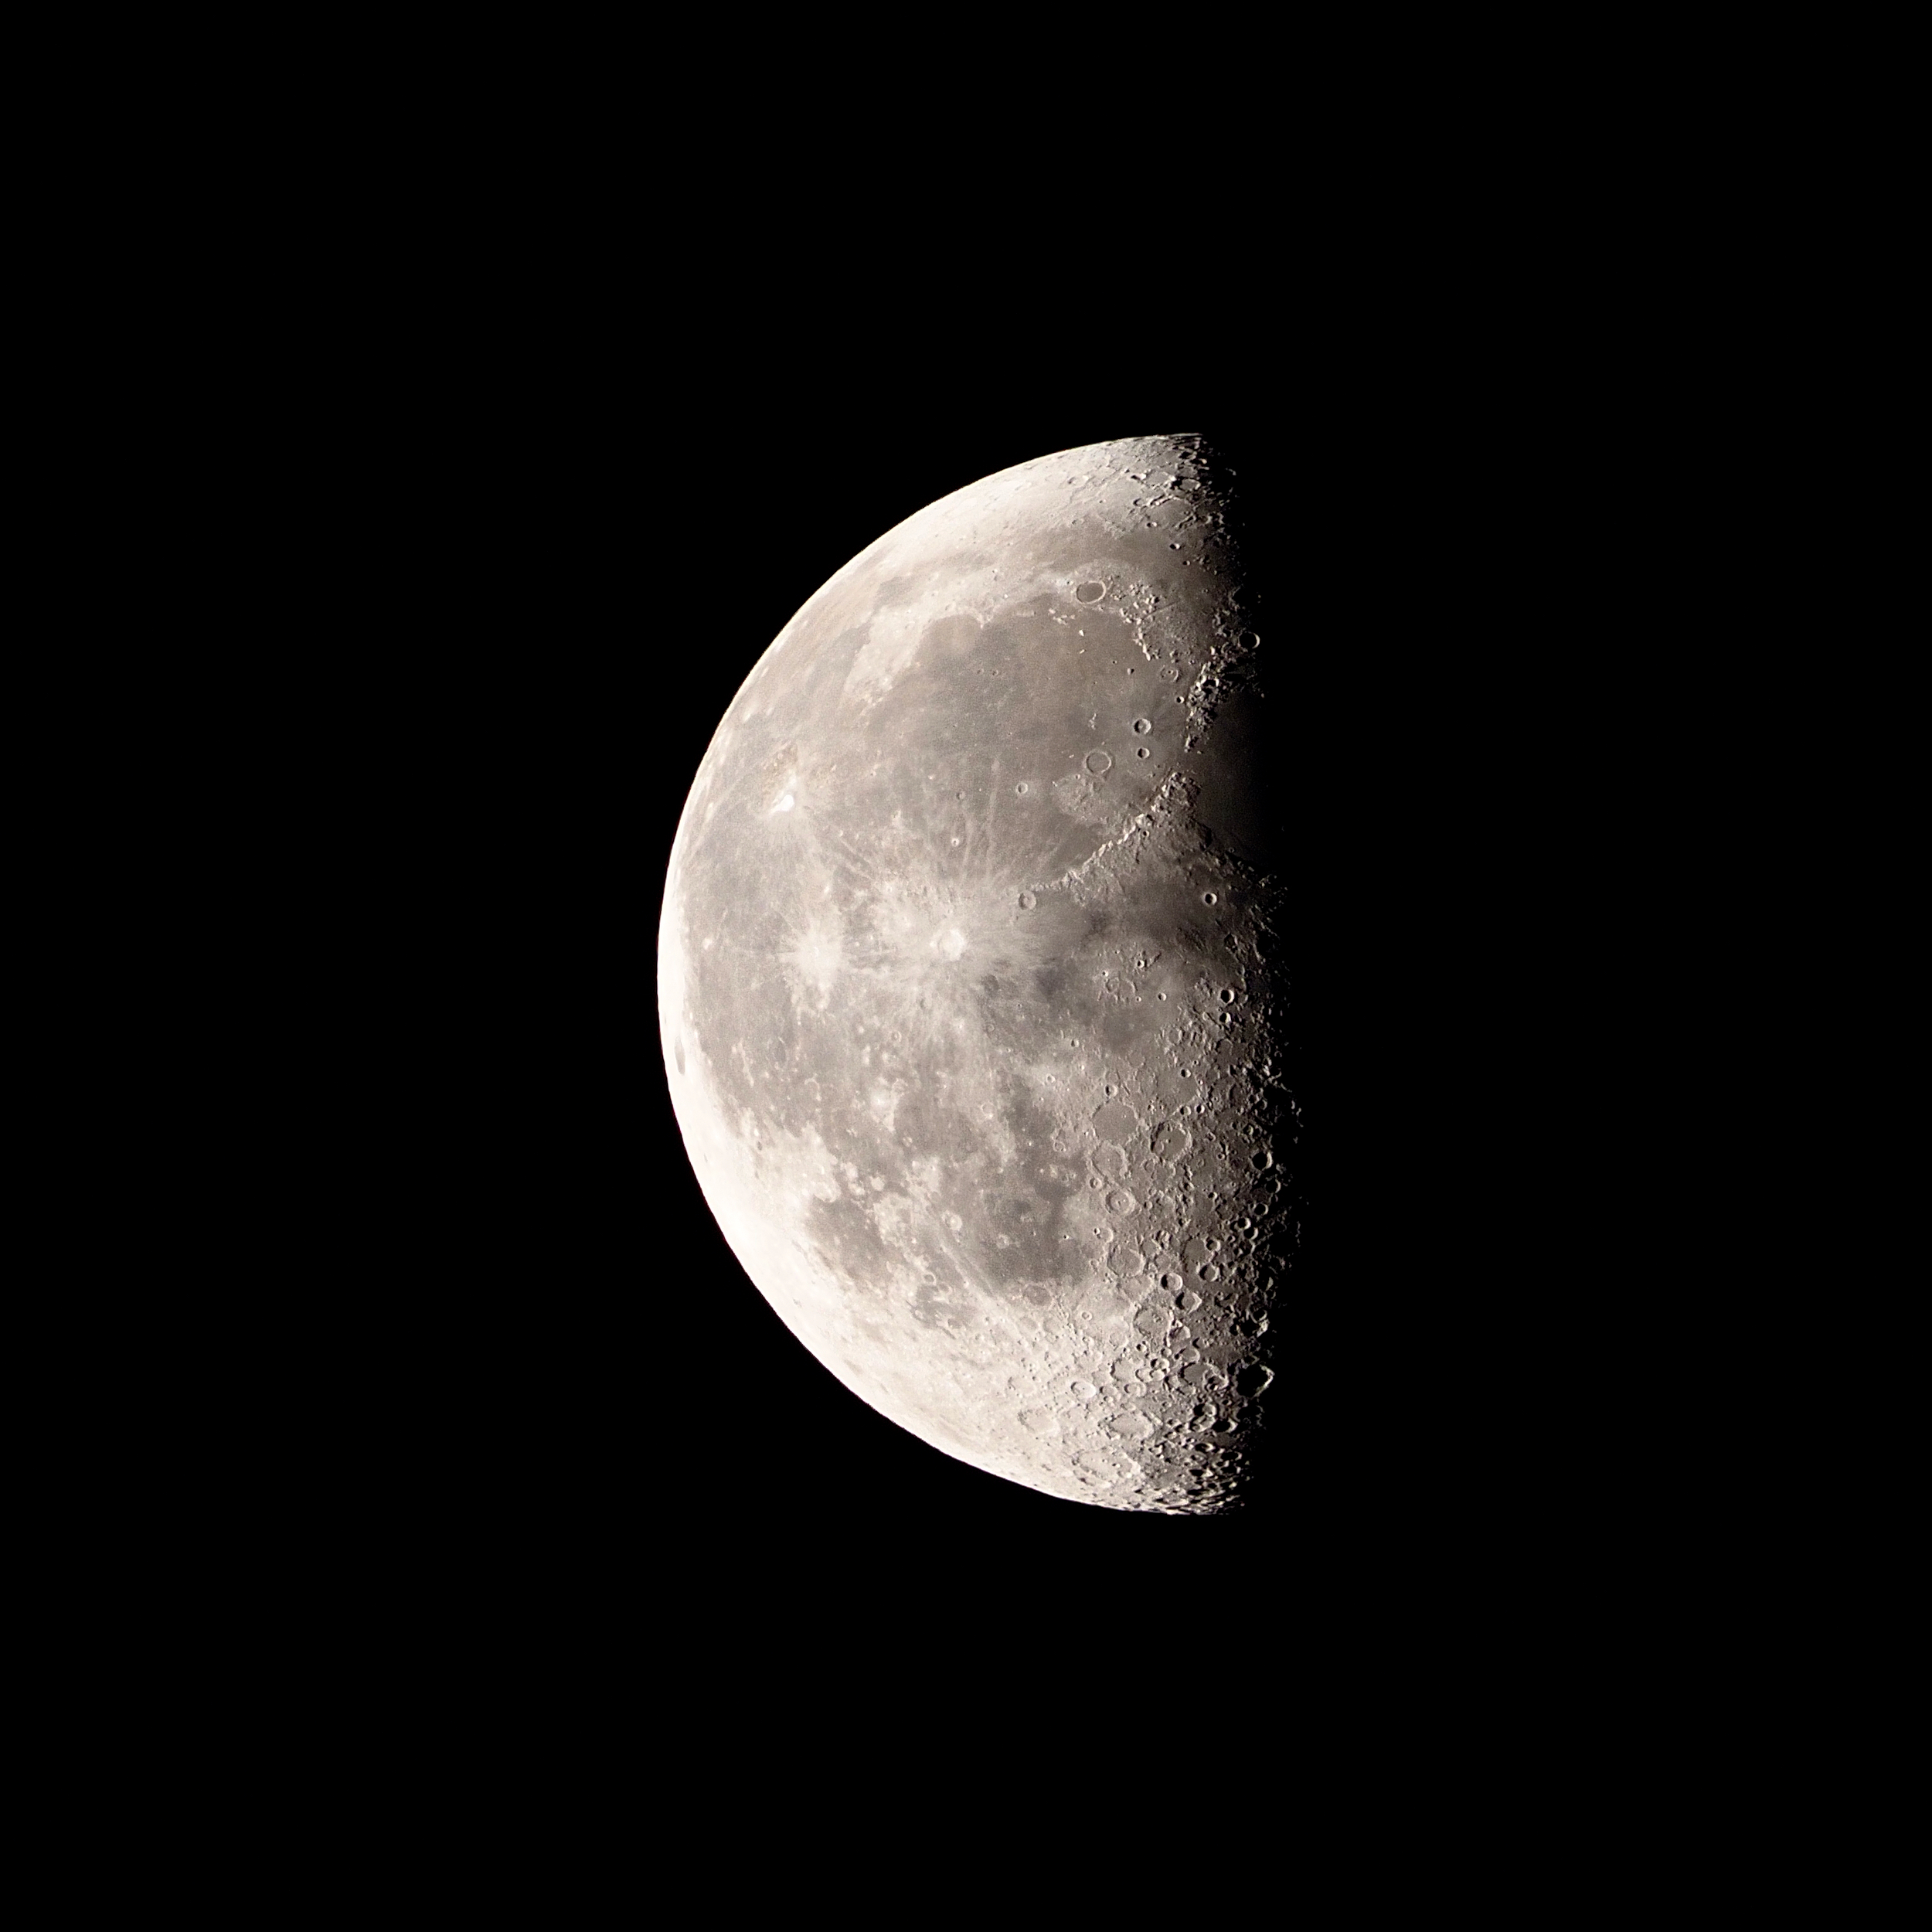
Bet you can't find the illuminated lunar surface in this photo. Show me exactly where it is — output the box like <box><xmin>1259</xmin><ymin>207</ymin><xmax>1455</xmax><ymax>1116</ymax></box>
<box><xmin>658</xmin><ymin>434</ymin><xmax>1287</xmax><ymax>1512</ymax></box>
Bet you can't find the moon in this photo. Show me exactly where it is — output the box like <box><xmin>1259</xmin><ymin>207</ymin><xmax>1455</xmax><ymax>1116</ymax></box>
<box><xmin>658</xmin><ymin>434</ymin><xmax>1285</xmax><ymax>1512</ymax></box>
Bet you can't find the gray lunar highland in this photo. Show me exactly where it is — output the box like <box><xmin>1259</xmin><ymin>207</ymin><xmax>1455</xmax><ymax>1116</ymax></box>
<box><xmin>658</xmin><ymin>434</ymin><xmax>1287</xmax><ymax>1512</ymax></box>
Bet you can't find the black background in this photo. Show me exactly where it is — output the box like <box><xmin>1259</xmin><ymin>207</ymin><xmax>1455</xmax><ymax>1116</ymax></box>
<box><xmin>299</xmin><ymin>354</ymin><xmax>1513</xmax><ymax>1640</ymax></box>
<box><xmin>110</xmin><ymin>84</ymin><xmax>1692</xmax><ymax>1790</ymax></box>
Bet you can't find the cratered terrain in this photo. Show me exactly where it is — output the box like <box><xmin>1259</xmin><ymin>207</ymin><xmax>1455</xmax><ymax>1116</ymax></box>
<box><xmin>658</xmin><ymin>434</ymin><xmax>1287</xmax><ymax>1512</ymax></box>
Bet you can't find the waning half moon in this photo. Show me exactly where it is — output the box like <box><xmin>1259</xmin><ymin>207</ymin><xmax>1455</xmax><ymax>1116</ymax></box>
<box><xmin>658</xmin><ymin>434</ymin><xmax>1285</xmax><ymax>1512</ymax></box>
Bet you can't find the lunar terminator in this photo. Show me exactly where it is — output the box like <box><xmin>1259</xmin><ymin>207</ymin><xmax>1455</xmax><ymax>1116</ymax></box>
<box><xmin>658</xmin><ymin>434</ymin><xmax>1286</xmax><ymax>1512</ymax></box>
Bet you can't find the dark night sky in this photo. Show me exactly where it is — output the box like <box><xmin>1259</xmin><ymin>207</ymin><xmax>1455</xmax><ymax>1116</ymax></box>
<box><xmin>318</xmin><ymin>359</ymin><xmax>1516</xmax><ymax>1628</ymax></box>
<box><xmin>195</xmin><ymin>155</ymin><xmax>1636</xmax><ymax>1746</ymax></box>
